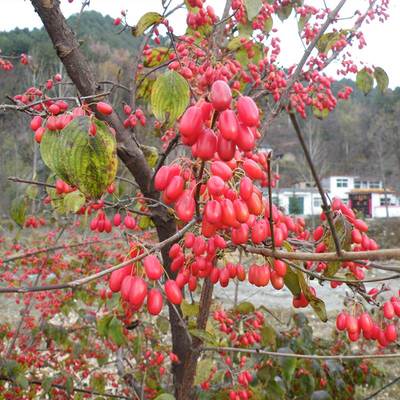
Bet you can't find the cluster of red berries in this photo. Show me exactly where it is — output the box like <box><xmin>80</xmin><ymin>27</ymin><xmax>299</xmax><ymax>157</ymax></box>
<box><xmin>214</xmin><ymin>309</ymin><xmax>264</xmax><ymax>348</ymax></box>
<box><xmin>186</xmin><ymin>1</ymin><xmax>218</xmax><ymax>30</ymax></box>
<box><xmin>89</xmin><ymin>210</ymin><xmax>137</xmax><ymax>233</ymax></box>
<box><xmin>24</xmin><ymin>216</ymin><xmax>46</xmax><ymax>229</ymax></box>
<box><xmin>122</xmin><ymin>105</ymin><xmax>146</xmax><ymax>128</ymax></box>
<box><xmin>311</xmin><ymin>197</ymin><xmax>378</xmax><ymax>282</ymax></box>
<box><xmin>0</xmin><ymin>58</ymin><xmax>13</xmax><ymax>70</ymax></box>
<box><xmin>336</xmin><ymin>297</ymin><xmax>400</xmax><ymax>346</ymax></box>
<box><xmin>108</xmin><ymin>251</ymin><xmax>183</xmax><ymax>315</ymax></box>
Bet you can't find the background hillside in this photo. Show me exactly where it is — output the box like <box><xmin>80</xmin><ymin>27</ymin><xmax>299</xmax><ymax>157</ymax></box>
<box><xmin>1</xmin><ymin>11</ymin><xmax>400</xmax><ymax>215</ymax></box>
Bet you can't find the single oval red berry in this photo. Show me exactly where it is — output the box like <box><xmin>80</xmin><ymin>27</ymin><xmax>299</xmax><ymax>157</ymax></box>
<box><xmin>96</xmin><ymin>101</ymin><xmax>113</xmax><ymax>115</ymax></box>
<box><xmin>143</xmin><ymin>255</ymin><xmax>163</xmax><ymax>280</ymax></box>
<box><xmin>147</xmin><ymin>288</ymin><xmax>163</xmax><ymax>315</ymax></box>
<box><xmin>129</xmin><ymin>277</ymin><xmax>148</xmax><ymax>307</ymax></box>
<box><xmin>237</xmin><ymin>96</ymin><xmax>259</xmax><ymax>126</ymax></box>
<box><xmin>210</xmin><ymin>80</ymin><xmax>232</xmax><ymax>111</ymax></box>
<box><xmin>165</xmin><ymin>280</ymin><xmax>183</xmax><ymax>305</ymax></box>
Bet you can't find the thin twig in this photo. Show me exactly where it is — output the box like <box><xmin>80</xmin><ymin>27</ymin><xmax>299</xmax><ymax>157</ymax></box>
<box><xmin>0</xmin><ymin>92</ymin><xmax>110</xmax><ymax>112</ymax></box>
<box><xmin>5</xmin><ymin>260</ymin><xmax>46</xmax><ymax>356</ymax></box>
<box><xmin>286</xmin><ymin>260</ymin><xmax>400</xmax><ymax>284</ymax></box>
<box><xmin>8</xmin><ymin>176</ymin><xmax>151</xmax><ymax>217</ymax></box>
<box><xmin>289</xmin><ymin>112</ymin><xmax>342</xmax><ymax>256</ymax></box>
<box><xmin>2</xmin><ymin>239</ymin><xmax>105</xmax><ymax>264</ymax></box>
<box><xmin>363</xmin><ymin>376</ymin><xmax>400</xmax><ymax>400</ymax></box>
<box><xmin>267</xmin><ymin>152</ymin><xmax>275</xmax><ymax>250</ymax></box>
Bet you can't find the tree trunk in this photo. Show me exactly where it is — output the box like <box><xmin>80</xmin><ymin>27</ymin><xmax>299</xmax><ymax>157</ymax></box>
<box><xmin>30</xmin><ymin>0</ymin><xmax>193</xmax><ymax>396</ymax></box>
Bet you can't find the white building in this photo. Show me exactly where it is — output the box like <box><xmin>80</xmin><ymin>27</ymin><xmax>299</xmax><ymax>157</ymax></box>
<box><xmin>273</xmin><ymin>188</ymin><xmax>322</xmax><ymax>216</ymax></box>
<box><xmin>273</xmin><ymin>176</ymin><xmax>400</xmax><ymax>218</ymax></box>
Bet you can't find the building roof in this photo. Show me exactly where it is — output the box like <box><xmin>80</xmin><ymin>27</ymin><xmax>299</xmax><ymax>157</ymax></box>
<box><xmin>350</xmin><ymin>188</ymin><xmax>395</xmax><ymax>194</ymax></box>
<box><xmin>276</xmin><ymin>187</ymin><xmax>321</xmax><ymax>194</ymax></box>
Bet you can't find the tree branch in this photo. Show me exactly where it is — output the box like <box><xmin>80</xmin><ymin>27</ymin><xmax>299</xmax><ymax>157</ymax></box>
<box><xmin>0</xmin><ymin>219</ymin><xmax>195</xmax><ymax>294</ymax></box>
<box><xmin>245</xmin><ymin>246</ymin><xmax>400</xmax><ymax>264</ymax></box>
<box><xmin>201</xmin><ymin>346</ymin><xmax>400</xmax><ymax>360</ymax></box>
<box><xmin>2</xmin><ymin>238</ymin><xmax>105</xmax><ymax>264</ymax></box>
<box><xmin>0</xmin><ymin>374</ymin><xmax>130</xmax><ymax>399</ymax></box>
<box><xmin>289</xmin><ymin>112</ymin><xmax>342</xmax><ymax>256</ymax></box>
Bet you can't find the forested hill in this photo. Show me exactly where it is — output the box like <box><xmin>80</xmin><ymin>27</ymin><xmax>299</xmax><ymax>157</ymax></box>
<box><xmin>0</xmin><ymin>11</ymin><xmax>137</xmax><ymax>56</ymax></box>
<box><xmin>1</xmin><ymin>11</ymin><xmax>400</xmax><ymax>214</ymax></box>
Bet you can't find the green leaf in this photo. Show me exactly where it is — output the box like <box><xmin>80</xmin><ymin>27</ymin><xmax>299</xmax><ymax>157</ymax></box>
<box><xmin>298</xmin><ymin>14</ymin><xmax>310</xmax><ymax>33</ymax></box>
<box><xmin>260</xmin><ymin>324</ymin><xmax>277</xmax><ymax>348</ymax></box>
<box><xmin>299</xmin><ymin>374</ymin><xmax>315</xmax><ymax>396</ymax></box>
<box><xmin>97</xmin><ymin>315</ymin><xmax>113</xmax><ymax>337</ymax></box>
<box><xmin>63</xmin><ymin>191</ymin><xmax>85</xmax><ymax>213</ymax></box>
<box><xmin>238</xmin><ymin>23</ymin><xmax>253</xmax><ymax>38</ymax></box>
<box><xmin>268</xmin><ymin>378</ymin><xmax>286</xmax><ymax>399</ymax></box>
<box><xmin>132</xmin><ymin>12</ymin><xmax>163</xmax><ymax>36</ymax></box>
<box><xmin>277</xmin><ymin>347</ymin><xmax>297</xmax><ymax>384</ymax></box>
<box><xmin>107</xmin><ymin>316</ymin><xmax>125</xmax><ymax>346</ymax></box>
<box><xmin>151</xmin><ymin>70</ymin><xmax>190</xmax><ymax>127</ymax></box>
<box><xmin>181</xmin><ymin>300</ymin><xmax>200</xmax><ymax>317</ymax></box>
<box><xmin>154</xmin><ymin>394</ymin><xmax>175</xmax><ymax>400</ymax></box>
<box><xmin>323</xmin><ymin>214</ymin><xmax>352</xmax><ymax>278</ymax></box>
<box><xmin>296</xmin><ymin>272</ymin><xmax>327</xmax><ymax>322</ymax></box>
<box><xmin>194</xmin><ymin>359</ymin><xmax>214</xmax><ymax>385</ymax></box>
<box><xmin>189</xmin><ymin>328</ymin><xmax>217</xmax><ymax>345</ymax></box>
<box><xmin>264</xmin><ymin>17</ymin><xmax>273</xmax><ymax>34</ymax></box>
<box><xmin>283</xmin><ymin>265</ymin><xmax>301</xmax><ymax>297</ymax></box>
<box><xmin>65</xmin><ymin>375</ymin><xmax>74</xmax><ymax>395</ymax></box>
<box><xmin>156</xmin><ymin>316</ymin><xmax>170</xmax><ymax>334</ymax></box>
<box><xmin>313</xmin><ymin>107</ymin><xmax>329</xmax><ymax>120</ymax></box>
<box><xmin>257</xmin><ymin>366</ymin><xmax>273</xmax><ymax>384</ymax></box>
<box><xmin>10</xmin><ymin>196</ymin><xmax>26</xmax><ymax>227</ymax></box>
<box><xmin>244</xmin><ymin>0</ymin><xmax>263</xmax><ymax>20</ymax></box>
<box><xmin>234</xmin><ymin>301</ymin><xmax>255</xmax><ymax>314</ymax></box>
<box><xmin>140</xmin><ymin>144</ymin><xmax>159</xmax><ymax>168</ymax></box>
<box><xmin>143</xmin><ymin>47</ymin><xmax>171</xmax><ymax>68</ymax></box>
<box><xmin>43</xmin><ymin>324</ymin><xmax>69</xmax><ymax>346</ymax></box>
<box><xmin>138</xmin><ymin>215</ymin><xmax>152</xmax><ymax>230</ymax></box>
<box><xmin>40</xmin><ymin>116</ymin><xmax>118</xmax><ymax>199</ymax></box>
<box><xmin>356</xmin><ymin>67</ymin><xmax>374</xmax><ymax>95</ymax></box>
<box><xmin>316</xmin><ymin>32</ymin><xmax>340</xmax><ymax>54</ymax></box>
<box><xmin>227</xmin><ymin>37</ymin><xmax>243</xmax><ymax>51</ymax></box>
<box><xmin>42</xmin><ymin>376</ymin><xmax>53</xmax><ymax>394</ymax></box>
<box><xmin>235</xmin><ymin>43</ymin><xmax>263</xmax><ymax>66</ymax></box>
<box><xmin>374</xmin><ymin>66</ymin><xmax>389</xmax><ymax>93</ymax></box>
<box><xmin>90</xmin><ymin>373</ymin><xmax>106</xmax><ymax>394</ymax></box>
<box><xmin>25</xmin><ymin>185</ymin><xmax>38</xmax><ymax>200</ymax></box>
<box><xmin>15</xmin><ymin>373</ymin><xmax>29</xmax><ymax>390</ymax></box>
<box><xmin>277</xmin><ymin>5</ymin><xmax>292</xmax><ymax>21</ymax></box>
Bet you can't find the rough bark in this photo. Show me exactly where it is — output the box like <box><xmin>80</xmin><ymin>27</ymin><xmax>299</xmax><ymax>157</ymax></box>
<box><xmin>30</xmin><ymin>0</ymin><xmax>191</xmax><ymax>396</ymax></box>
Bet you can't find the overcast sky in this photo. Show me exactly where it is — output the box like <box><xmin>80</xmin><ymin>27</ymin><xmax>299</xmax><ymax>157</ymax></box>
<box><xmin>1</xmin><ymin>0</ymin><xmax>399</xmax><ymax>87</ymax></box>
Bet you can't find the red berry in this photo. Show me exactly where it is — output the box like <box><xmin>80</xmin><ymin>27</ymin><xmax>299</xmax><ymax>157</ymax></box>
<box><xmin>210</xmin><ymin>80</ymin><xmax>232</xmax><ymax>111</ymax></box>
<box><xmin>143</xmin><ymin>255</ymin><xmax>163</xmax><ymax>280</ymax></box>
<box><xmin>165</xmin><ymin>280</ymin><xmax>183</xmax><ymax>305</ymax></box>
<box><xmin>147</xmin><ymin>288</ymin><xmax>163</xmax><ymax>315</ymax></box>
<box><xmin>237</xmin><ymin>96</ymin><xmax>259</xmax><ymax>126</ymax></box>
<box><xmin>96</xmin><ymin>101</ymin><xmax>113</xmax><ymax>115</ymax></box>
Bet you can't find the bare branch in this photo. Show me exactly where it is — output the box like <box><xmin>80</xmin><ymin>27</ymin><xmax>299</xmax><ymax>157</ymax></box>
<box><xmin>245</xmin><ymin>246</ymin><xmax>400</xmax><ymax>264</ymax></box>
<box><xmin>0</xmin><ymin>374</ymin><xmax>129</xmax><ymax>399</ymax></box>
<box><xmin>202</xmin><ymin>346</ymin><xmax>400</xmax><ymax>360</ymax></box>
<box><xmin>2</xmin><ymin>239</ymin><xmax>106</xmax><ymax>265</ymax></box>
<box><xmin>0</xmin><ymin>220</ymin><xmax>196</xmax><ymax>294</ymax></box>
